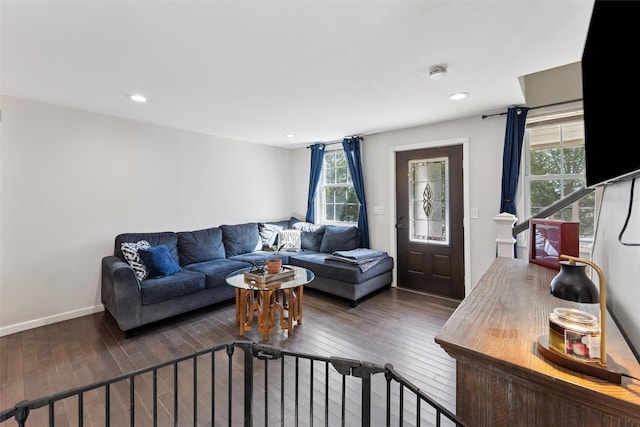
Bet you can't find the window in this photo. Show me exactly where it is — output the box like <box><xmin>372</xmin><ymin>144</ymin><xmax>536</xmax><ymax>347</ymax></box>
<box><xmin>522</xmin><ymin>109</ymin><xmax>596</xmax><ymax>245</ymax></box>
<box><xmin>317</xmin><ymin>149</ymin><xmax>358</xmax><ymax>224</ymax></box>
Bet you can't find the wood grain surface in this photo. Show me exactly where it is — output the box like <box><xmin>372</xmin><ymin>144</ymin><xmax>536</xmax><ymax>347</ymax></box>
<box><xmin>435</xmin><ymin>257</ymin><xmax>640</xmax><ymax>426</ymax></box>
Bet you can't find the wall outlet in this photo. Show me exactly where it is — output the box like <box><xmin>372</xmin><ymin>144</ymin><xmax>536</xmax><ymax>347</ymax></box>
<box><xmin>374</xmin><ymin>206</ymin><xmax>385</xmax><ymax>215</ymax></box>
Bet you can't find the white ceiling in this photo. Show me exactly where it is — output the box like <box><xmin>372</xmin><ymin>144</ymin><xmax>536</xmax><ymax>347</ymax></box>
<box><xmin>0</xmin><ymin>0</ymin><xmax>595</xmax><ymax>148</ymax></box>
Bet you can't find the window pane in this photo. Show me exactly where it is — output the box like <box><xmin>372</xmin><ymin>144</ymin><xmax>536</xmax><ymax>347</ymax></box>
<box><xmin>408</xmin><ymin>158</ymin><xmax>449</xmax><ymax>244</ymax></box>
<box><xmin>530</xmin><ymin>179</ymin><xmax>561</xmax><ymax>216</ymax></box>
<box><xmin>563</xmin><ymin>146</ymin><xmax>585</xmax><ymax>174</ymax></box>
<box><xmin>531</xmin><ymin>148</ymin><xmax>562</xmax><ymax>175</ymax></box>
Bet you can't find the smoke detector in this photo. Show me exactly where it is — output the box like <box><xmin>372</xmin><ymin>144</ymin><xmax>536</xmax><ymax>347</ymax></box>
<box><xmin>428</xmin><ymin>65</ymin><xmax>448</xmax><ymax>80</ymax></box>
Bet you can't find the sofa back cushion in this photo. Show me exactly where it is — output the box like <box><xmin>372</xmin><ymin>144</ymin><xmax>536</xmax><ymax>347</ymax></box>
<box><xmin>300</xmin><ymin>227</ymin><xmax>326</xmax><ymax>251</ymax></box>
<box><xmin>292</xmin><ymin>221</ymin><xmax>326</xmax><ymax>251</ymax></box>
<box><xmin>115</xmin><ymin>232</ymin><xmax>179</xmax><ymax>264</ymax></box>
<box><xmin>220</xmin><ymin>222</ymin><xmax>262</xmax><ymax>257</ymax></box>
<box><xmin>177</xmin><ymin>227</ymin><xmax>226</xmax><ymax>265</ymax></box>
<box><xmin>319</xmin><ymin>225</ymin><xmax>360</xmax><ymax>253</ymax></box>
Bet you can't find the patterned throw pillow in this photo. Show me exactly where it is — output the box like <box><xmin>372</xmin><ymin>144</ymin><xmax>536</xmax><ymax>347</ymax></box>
<box><xmin>259</xmin><ymin>223</ymin><xmax>284</xmax><ymax>248</ymax></box>
<box><xmin>121</xmin><ymin>240</ymin><xmax>151</xmax><ymax>281</ymax></box>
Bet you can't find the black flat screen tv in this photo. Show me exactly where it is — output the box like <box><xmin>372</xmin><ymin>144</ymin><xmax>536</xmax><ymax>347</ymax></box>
<box><xmin>582</xmin><ymin>0</ymin><xmax>640</xmax><ymax>188</ymax></box>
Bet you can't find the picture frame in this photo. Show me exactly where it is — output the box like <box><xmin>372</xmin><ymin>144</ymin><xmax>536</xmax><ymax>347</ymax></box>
<box><xmin>529</xmin><ymin>219</ymin><xmax>580</xmax><ymax>270</ymax></box>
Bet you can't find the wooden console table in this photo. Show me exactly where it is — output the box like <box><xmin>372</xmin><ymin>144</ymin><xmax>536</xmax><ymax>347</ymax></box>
<box><xmin>435</xmin><ymin>257</ymin><xmax>640</xmax><ymax>426</ymax></box>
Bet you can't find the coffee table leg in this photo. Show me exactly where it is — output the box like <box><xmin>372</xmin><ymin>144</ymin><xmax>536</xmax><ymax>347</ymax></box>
<box><xmin>296</xmin><ymin>285</ymin><xmax>303</xmax><ymax>324</ymax></box>
<box><xmin>235</xmin><ymin>289</ymin><xmax>241</xmax><ymax>326</ymax></box>
<box><xmin>238</xmin><ymin>289</ymin><xmax>247</xmax><ymax>336</ymax></box>
<box><xmin>259</xmin><ymin>290</ymin><xmax>272</xmax><ymax>341</ymax></box>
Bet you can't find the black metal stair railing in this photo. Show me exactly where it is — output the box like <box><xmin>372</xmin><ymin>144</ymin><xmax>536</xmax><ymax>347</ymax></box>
<box><xmin>1</xmin><ymin>340</ymin><xmax>465</xmax><ymax>427</ymax></box>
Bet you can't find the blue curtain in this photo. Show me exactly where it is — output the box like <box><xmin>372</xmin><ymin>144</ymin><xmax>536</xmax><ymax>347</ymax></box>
<box><xmin>499</xmin><ymin>106</ymin><xmax>529</xmax><ymax>215</ymax></box>
<box><xmin>342</xmin><ymin>136</ymin><xmax>370</xmax><ymax>248</ymax></box>
<box><xmin>305</xmin><ymin>143</ymin><xmax>325</xmax><ymax>223</ymax></box>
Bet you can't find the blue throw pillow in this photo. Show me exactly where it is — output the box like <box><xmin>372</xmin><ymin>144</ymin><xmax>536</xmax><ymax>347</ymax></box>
<box><xmin>139</xmin><ymin>245</ymin><xmax>182</xmax><ymax>278</ymax></box>
<box><xmin>320</xmin><ymin>225</ymin><xmax>360</xmax><ymax>253</ymax></box>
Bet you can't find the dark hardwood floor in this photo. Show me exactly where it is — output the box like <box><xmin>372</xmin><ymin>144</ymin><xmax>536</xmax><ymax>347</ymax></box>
<box><xmin>0</xmin><ymin>287</ymin><xmax>458</xmax><ymax>426</ymax></box>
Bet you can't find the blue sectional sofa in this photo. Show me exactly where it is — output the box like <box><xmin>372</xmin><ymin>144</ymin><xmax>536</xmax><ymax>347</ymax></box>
<box><xmin>101</xmin><ymin>218</ymin><xmax>394</xmax><ymax>335</ymax></box>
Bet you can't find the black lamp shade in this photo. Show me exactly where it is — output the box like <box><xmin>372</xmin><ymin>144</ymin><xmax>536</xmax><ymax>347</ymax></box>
<box><xmin>549</xmin><ymin>261</ymin><xmax>599</xmax><ymax>303</ymax></box>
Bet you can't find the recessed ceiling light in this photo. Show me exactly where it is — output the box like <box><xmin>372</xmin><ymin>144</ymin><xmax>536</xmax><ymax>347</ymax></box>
<box><xmin>129</xmin><ymin>94</ymin><xmax>147</xmax><ymax>103</ymax></box>
<box><xmin>285</xmin><ymin>134</ymin><xmax>295</xmax><ymax>138</ymax></box>
<box><xmin>449</xmin><ymin>92</ymin><xmax>469</xmax><ymax>101</ymax></box>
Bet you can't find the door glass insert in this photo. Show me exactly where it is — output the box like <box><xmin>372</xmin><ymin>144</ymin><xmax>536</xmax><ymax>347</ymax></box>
<box><xmin>408</xmin><ymin>157</ymin><xmax>449</xmax><ymax>245</ymax></box>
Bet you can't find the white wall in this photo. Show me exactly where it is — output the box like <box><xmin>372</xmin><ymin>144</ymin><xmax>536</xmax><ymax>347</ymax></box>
<box><xmin>0</xmin><ymin>96</ymin><xmax>293</xmax><ymax>335</ymax></box>
<box><xmin>291</xmin><ymin>114</ymin><xmax>508</xmax><ymax>294</ymax></box>
<box><xmin>592</xmin><ymin>180</ymin><xmax>640</xmax><ymax>354</ymax></box>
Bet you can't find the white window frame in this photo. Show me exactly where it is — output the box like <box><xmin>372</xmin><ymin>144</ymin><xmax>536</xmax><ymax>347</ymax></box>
<box><xmin>315</xmin><ymin>147</ymin><xmax>358</xmax><ymax>226</ymax></box>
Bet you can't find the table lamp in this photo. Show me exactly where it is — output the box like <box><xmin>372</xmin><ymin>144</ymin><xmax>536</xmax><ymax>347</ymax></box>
<box><xmin>537</xmin><ymin>254</ymin><xmax>622</xmax><ymax>384</ymax></box>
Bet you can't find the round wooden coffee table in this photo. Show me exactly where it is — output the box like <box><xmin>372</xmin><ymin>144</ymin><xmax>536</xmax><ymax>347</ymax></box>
<box><xmin>226</xmin><ymin>265</ymin><xmax>314</xmax><ymax>341</ymax></box>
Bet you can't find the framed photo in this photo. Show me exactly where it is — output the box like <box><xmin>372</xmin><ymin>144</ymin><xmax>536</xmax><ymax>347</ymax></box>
<box><xmin>529</xmin><ymin>219</ymin><xmax>579</xmax><ymax>270</ymax></box>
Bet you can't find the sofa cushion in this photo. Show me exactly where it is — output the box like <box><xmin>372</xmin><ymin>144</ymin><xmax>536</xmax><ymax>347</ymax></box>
<box><xmin>121</xmin><ymin>240</ymin><xmax>151</xmax><ymax>280</ymax></box>
<box><xmin>320</xmin><ymin>225</ymin><xmax>360</xmax><ymax>253</ymax></box>
<box><xmin>183</xmin><ymin>259</ymin><xmax>251</xmax><ymax>289</ymax></box>
<box><xmin>177</xmin><ymin>227</ymin><xmax>225</xmax><ymax>265</ymax></box>
<box><xmin>258</xmin><ymin>223</ymin><xmax>284</xmax><ymax>247</ymax></box>
<box><xmin>300</xmin><ymin>226</ymin><xmax>326</xmax><ymax>251</ymax></box>
<box><xmin>220</xmin><ymin>223</ymin><xmax>262</xmax><ymax>257</ymax></box>
<box><xmin>139</xmin><ymin>245</ymin><xmax>182</xmax><ymax>278</ymax></box>
<box><xmin>140</xmin><ymin>269</ymin><xmax>205</xmax><ymax>305</ymax></box>
<box><xmin>230</xmin><ymin>251</ymin><xmax>290</xmax><ymax>265</ymax></box>
<box><xmin>288</xmin><ymin>251</ymin><xmax>394</xmax><ymax>284</ymax></box>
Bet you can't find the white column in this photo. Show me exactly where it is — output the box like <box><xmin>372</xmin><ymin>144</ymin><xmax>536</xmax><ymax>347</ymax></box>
<box><xmin>494</xmin><ymin>212</ymin><xmax>517</xmax><ymax>258</ymax></box>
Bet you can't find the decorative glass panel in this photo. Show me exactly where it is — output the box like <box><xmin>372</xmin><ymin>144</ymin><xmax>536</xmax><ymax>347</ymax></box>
<box><xmin>408</xmin><ymin>157</ymin><xmax>449</xmax><ymax>244</ymax></box>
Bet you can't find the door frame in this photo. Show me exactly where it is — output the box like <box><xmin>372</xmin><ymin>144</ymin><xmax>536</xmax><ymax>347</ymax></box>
<box><xmin>389</xmin><ymin>137</ymin><xmax>471</xmax><ymax>297</ymax></box>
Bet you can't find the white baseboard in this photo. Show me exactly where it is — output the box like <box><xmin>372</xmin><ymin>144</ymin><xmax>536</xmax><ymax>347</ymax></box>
<box><xmin>0</xmin><ymin>304</ymin><xmax>105</xmax><ymax>337</ymax></box>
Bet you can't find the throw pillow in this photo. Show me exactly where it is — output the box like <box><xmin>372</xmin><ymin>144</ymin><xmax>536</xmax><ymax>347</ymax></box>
<box><xmin>121</xmin><ymin>240</ymin><xmax>151</xmax><ymax>281</ymax></box>
<box><xmin>177</xmin><ymin>227</ymin><xmax>225</xmax><ymax>265</ymax></box>
<box><xmin>138</xmin><ymin>245</ymin><xmax>182</xmax><ymax>278</ymax></box>
<box><xmin>300</xmin><ymin>226</ymin><xmax>326</xmax><ymax>251</ymax></box>
<box><xmin>258</xmin><ymin>223</ymin><xmax>284</xmax><ymax>248</ymax></box>
<box><xmin>292</xmin><ymin>221</ymin><xmax>323</xmax><ymax>233</ymax></box>
<box><xmin>220</xmin><ymin>223</ymin><xmax>262</xmax><ymax>257</ymax></box>
<box><xmin>320</xmin><ymin>225</ymin><xmax>360</xmax><ymax>253</ymax></box>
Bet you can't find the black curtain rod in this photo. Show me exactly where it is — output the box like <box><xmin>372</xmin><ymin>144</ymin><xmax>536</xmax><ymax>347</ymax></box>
<box><xmin>306</xmin><ymin>135</ymin><xmax>363</xmax><ymax>149</ymax></box>
<box><xmin>481</xmin><ymin>98</ymin><xmax>583</xmax><ymax>119</ymax></box>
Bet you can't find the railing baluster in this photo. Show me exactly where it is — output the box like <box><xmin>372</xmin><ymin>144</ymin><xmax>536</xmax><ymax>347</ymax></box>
<box><xmin>105</xmin><ymin>383</ymin><xmax>110</xmax><ymax>427</ymax></box>
<box><xmin>193</xmin><ymin>356</ymin><xmax>198</xmax><ymax>427</ymax></box>
<box><xmin>152</xmin><ymin>369</ymin><xmax>157</xmax><ymax>427</ymax></box>
<box><xmin>129</xmin><ymin>376</ymin><xmax>135</xmax><ymax>427</ymax></box>
<box><xmin>78</xmin><ymin>392</ymin><xmax>83</xmax><ymax>427</ymax></box>
<box><xmin>173</xmin><ymin>362</ymin><xmax>178</xmax><ymax>427</ymax></box>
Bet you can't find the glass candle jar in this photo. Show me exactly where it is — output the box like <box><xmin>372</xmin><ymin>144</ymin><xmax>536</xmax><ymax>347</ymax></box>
<box><xmin>549</xmin><ymin>307</ymin><xmax>601</xmax><ymax>362</ymax></box>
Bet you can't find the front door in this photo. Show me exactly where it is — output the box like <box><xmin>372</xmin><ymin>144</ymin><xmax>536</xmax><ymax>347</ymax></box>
<box><xmin>395</xmin><ymin>145</ymin><xmax>465</xmax><ymax>299</ymax></box>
